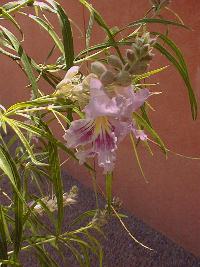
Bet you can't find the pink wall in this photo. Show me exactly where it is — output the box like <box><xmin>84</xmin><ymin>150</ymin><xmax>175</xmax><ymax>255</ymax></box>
<box><xmin>1</xmin><ymin>0</ymin><xmax>200</xmax><ymax>255</ymax></box>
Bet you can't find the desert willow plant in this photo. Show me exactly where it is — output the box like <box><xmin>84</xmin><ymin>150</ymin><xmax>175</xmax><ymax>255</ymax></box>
<box><xmin>0</xmin><ymin>0</ymin><xmax>197</xmax><ymax>266</ymax></box>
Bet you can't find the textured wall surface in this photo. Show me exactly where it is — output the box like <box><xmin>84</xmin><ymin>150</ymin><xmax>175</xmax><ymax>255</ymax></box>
<box><xmin>1</xmin><ymin>0</ymin><xmax>200</xmax><ymax>256</ymax></box>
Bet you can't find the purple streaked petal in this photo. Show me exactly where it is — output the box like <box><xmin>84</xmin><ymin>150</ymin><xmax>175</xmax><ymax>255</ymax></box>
<box><xmin>111</xmin><ymin>119</ymin><xmax>132</xmax><ymax>142</ymax></box>
<box><xmin>75</xmin><ymin>149</ymin><xmax>95</xmax><ymax>164</ymax></box>
<box><xmin>63</xmin><ymin>119</ymin><xmax>95</xmax><ymax>148</ymax></box>
<box><xmin>97</xmin><ymin>150</ymin><xmax>116</xmax><ymax>174</ymax></box>
<box><xmin>93</xmin><ymin>128</ymin><xmax>117</xmax><ymax>152</ymax></box>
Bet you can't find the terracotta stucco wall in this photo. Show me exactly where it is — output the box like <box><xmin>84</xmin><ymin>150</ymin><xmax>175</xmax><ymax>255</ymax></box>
<box><xmin>1</xmin><ymin>0</ymin><xmax>200</xmax><ymax>256</ymax></box>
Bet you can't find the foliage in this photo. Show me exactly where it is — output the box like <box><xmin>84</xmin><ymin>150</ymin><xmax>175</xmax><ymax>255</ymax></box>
<box><xmin>0</xmin><ymin>0</ymin><xmax>197</xmax><ymax>266</ymax></box>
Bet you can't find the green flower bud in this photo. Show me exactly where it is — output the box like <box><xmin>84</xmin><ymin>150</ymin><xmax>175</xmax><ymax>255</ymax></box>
<box><xmin>129</xmin><ymin>62</ymin><xmax>148</xmax><ymax>75</ymax></box>
<box><xmin>150</xmin><ymin>0</ymin><xmax>171</xmax><ymax>10</ymax></box>
<box><xmin>124</xmin><ymin>62</ymin><xmax>131</xmax><ymax>71</ymax></box>
<box><xmin>116</xmin><ymin>70</ymin><xmax>131</xmax><ymax>86</ymax></box>
<box><xmin>100</xmin><ymin>70</ymin><xmax>115</xmax><ymax>86</ymax></box>
<box><xmin>126</xmin><ymin>49</ymin><xmax>137</xmax><ymax>62</ymax></box>
<box><xmin>142</xmin><ymin>54</ymin><xmax>154</xmax><ymax>62</ymax></box>
<box><xmin>140</xmin><ymin>44</ymin><xmax>150</xmax><ymax>57</ymax></box>
<box><xmin>91</xmin><ymin>61</ymin><xmax>107</xmax><ymax>77</ymax></box>
<box><xmin>108</xmin><ymin>55</ymin><xmax>123</xmax><ymax>69</ymax></box>
<box><xmin>149</xmin><ymin>38</ymin><xmax>157</xmax><ymax>46</ymax></box>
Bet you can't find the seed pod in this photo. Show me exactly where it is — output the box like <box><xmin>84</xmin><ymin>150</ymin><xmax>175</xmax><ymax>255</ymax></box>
<box><xmin>91</xmin><ymin>61</ymin><xmax>107</xmax><ymax>77</ymax></box>
<box><xmin>108</xmin><ymin>55</ymin><xmax>123</xmax><ymax>69</ymax></box>
<box><xmin>100</xmin><ymin>70</ymin><xmax>115</xmax><ymax>86</ymax></box>
<box><xmin>116</xmin><ymin>70</ymin><xmax>131</xmax><ymax>86</ymax></box>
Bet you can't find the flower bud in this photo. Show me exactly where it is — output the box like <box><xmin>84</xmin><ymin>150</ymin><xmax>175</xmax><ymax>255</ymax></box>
<box><xmin>149</xmin><ymin>38</ymin><xmax>157</xmax><ymax>46</ymax></box>
<box><xmin>100</xmin><ymin>70</ymin><xmax>115</xmax><ymax>86</ymax></box>
<box><xmin>116</xmin><ymin>70</ymin><xmax>131</xmax><ymax>86</ymax></box>
<box><xmin>140</xmin><ymin>44</ymin><xmax>150</xmax><ymax>57</ymax></box>
<box><xmin>129</xmin><ymin>62</ymin><xmax>148</xmax><ymax>75</ymax></box>
<box><xmin>107</xmin><ymin>55</ymin><xmax>123</xmax><ymax>69</ymax></box>
<box><xmin>150</xmin><ymin>0</ymin><xmax>171</xmax><ymax>10</ymax></box>
<box><xmin>91</xmin><ymin>61</ymin><xmax>107</xmax><ymax>77</ymax></box>
<box><xmin>142</xmin><ymin>54</ymin><xmax>154</xmax><ymax>62</ymax></box>
<box><xmin>124</xmin><ymin>62</ymin><xmax>131</xmax><ymax>71</ymax></box>
<box><xmin>126</xmin><ymin>49</ymin><xmax>137</xmax><ymax>62</ymax></box>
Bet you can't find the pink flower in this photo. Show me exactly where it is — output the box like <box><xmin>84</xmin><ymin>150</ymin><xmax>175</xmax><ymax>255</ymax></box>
<box><xmin>64</xmin><ymin>78</ymin><xmax>150</xmax><ymax>173</ymax></box>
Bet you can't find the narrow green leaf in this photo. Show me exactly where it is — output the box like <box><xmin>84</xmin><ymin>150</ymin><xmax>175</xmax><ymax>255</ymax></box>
<box><xmin>0</xmin><ymin>47</ymin><xmax>20</xmax><ymax>60</ymax></box>
<box><xmin>0</xmin><ymin>260</ymin><xmax>20</xmax><ymax>266</ymax></box>
<box><xmin>133</xmin><ymin>112</ymin><xmax>167</xmax><ymax>154</ymax></box>
<box><xmin>0</xmin><ymin>206</ymin><xmax>8</xmax><ymax>267</ymax></box>
<box><xmin>9</xmin><ymin>120</ymin><xmax>94</xmax><ymax>171</ymax></box>
<box><xmin>86</xmin><ymin>12</ymin><xmax>95</xmax><ymax>49</ymax></box>
<box><xmin>4</xmin><ymin>117</ymin><xmax>46</xmax><ymax>166</ymax></box>
<box><xmin>128</xmin><ymin>18</ymin><xmax>190</xmax><ymax>29</ymax></box>
<box><xmin>105</xmin><ymin>172</ymin><xmax>112</xmax><ymax>214</ymax></box>
<box><xmin>154</xmin><ymin>42</ymin><xmax>197</xmax><ymax>120</ymax></box>
<box><xmin>0</xmin><ymin>144</ymin><xmax>23</xmax><ymax>258</ymax></box>
<box><xmin>1</xmin><ymin>0</ymin><xmax>34</xmax><ymax>15</ymax></box>
<box><xmin>0</xmin><ymin>26</ymin><xmax>39</xmax><ymax>98</ymax></box>
<box><xmin>33</xmin><ymin>1</ymin><xmax>56</xmax><ymax>13</ymax></box>
<box><xmin>55</xmin><ymin>2</ymin><xmax>74</xmax><ymax>69</ymax></box>
<box><xmin>71</xmin><ymin>210</ymin><xmax>97</xmax><ymax>226</ymax></box>
<box><xmin>33</xmin><ymin>245</ymin><xmax>60</xmax><ymax>267</ymax></box>
<box><xmin>0</xmin><ymin>8</ymin><xmax>22</xmax><ymax>36</ymax></box>
<box><xmin>48</xmin><ymin>140</ymin><xmax>63</xmax><ymax>233</ymax></box>
<box><xmin>79</xmin><ymin>0</ymin><xmax>124</xmax><ymax>63</ymax></box>
<box><xmin>28</xmin><ymin>15</ymin><xmax>64</xmax><ymax>53</ymax></box>
<box><xmin>129</xmin><ymin>134</ymin><xmax>148</xmax><ymax>183</ymax></box>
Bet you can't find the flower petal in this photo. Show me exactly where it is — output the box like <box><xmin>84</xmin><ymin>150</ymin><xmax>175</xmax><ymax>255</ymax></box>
<box><xmin>116</xmin><ymin>87</ymin><xmax>150</xmax><ymax>119</ymax></box>
<box><xmin>132</xmin><ymin>88</ymin><xmax>150</xmax><ymax>111</ymax></box>
<box><xmin>65</xmin><ymin>66</ymin><xmax>79</xmax><ymax>80</ymax></box>
<box><xmin>93</xmin><ymin>120</ymin><xmax>117</xmax><ymax>152</ymax></box>
<box><xmin>109</xmin><ymin>118</ymin><xmax>131</xmax><ymax>142</ymax></box>
<box><xmin>63</xmin><ymin>119</ymin><xmax>95</xmax><ymax>147</ymax></box>
<box><xmin>97</xmin><ymin>150</ymin><xmax>116</xmax><ymax>174</ymax></box>
<box><xmin>56</xmin><ymin>66</ymin><xmax>79</xmax><ymax>90</ymax></box>
<box><xmin>132</xmin><ymin>128</ymin><xmax>147</xmax><ymax>140</ymax></box>
<box><xmin>84</xmin><ymin>78</ymin><xmax>120</xmax><ymax>119</ymax></box>
<box><xmin>75</xmin><ymin>149</ymin><xmax>95</xmax><ymax>164</ymax></box>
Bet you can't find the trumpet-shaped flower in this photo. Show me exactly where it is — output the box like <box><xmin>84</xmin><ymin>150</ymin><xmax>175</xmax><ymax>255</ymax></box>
<box><xmin>64</xmin><ymin>78</ymin><xmax>150</xmax><ymax>173</ymax></box>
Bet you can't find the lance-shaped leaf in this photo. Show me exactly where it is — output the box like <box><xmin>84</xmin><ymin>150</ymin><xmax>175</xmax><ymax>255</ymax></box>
<box><xmin>55</xmin><ymin>2</ymin><xmax>74</xmax><ymax>69</ymax></box>
<box><xmin>133</xmin><ymin>112</ymin><xmax>167</xmax><ymax>154</ymax></box>
<box><xmin>128</xmin><ymin>18</ymin><xmax>190</xmax><ymax>29</ymax></box>
<box><xmin>0</xmin><ymin>206</ymin><xmax>8</xmax><ymax>267</ymax></box>
<box><xmin>0</xmin><ymin>25</ymin><xmax>39</xmax><ymax>98</ymax></box>
<box><xmin>154</xmin><ymin>41</ymin><xmax>197</xmax><ymax>120</ymax></box>
<box><xmin>0</xmin><ymin>144</ymin><xmax>23</xmax><ymax>258</ymax></box>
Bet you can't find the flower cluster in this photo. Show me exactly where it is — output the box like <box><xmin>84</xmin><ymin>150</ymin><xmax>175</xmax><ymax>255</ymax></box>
<box><xmin>61</xmin><ymin>33</ymin><xmax>156</xmax><ymax>173</ymax></box>
<box><xmin>31</xmin><ymin>186</ymin><xmax>78</xmax><ymax>216</ymax></box>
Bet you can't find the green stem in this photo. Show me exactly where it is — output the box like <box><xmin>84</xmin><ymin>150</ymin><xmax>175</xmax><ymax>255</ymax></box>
<box><xmin>105</xmin><ymin>172</ymin><xmax>113</xmax><ymax>214</ymax></box>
